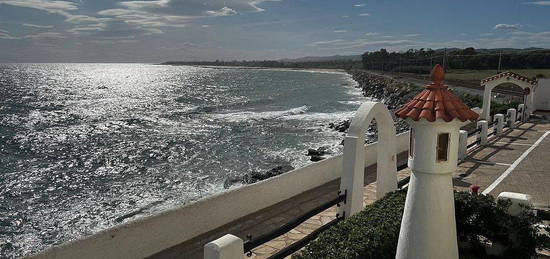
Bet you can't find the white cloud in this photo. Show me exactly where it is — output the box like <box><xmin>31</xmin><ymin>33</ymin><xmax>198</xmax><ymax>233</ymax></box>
<box><xmin>353</xmin><ymin>4</ymin><xmax>366</xmax><ymax>7</ymax></box>
<box><xmin>494</xmin><ymin>24</ymin><xmax>521</xmax><ymax>30</ymax></box>
<box><xmin>342</xmin><ymin>15</ymin><xmax>350</xmax><ymax>18</ymax></box>
<box><xmin>404</xmin><ymin>34</ymin><xmax>421</xmax><ymax>37</ymax></box>
<box><xmin>305</xmin><ymin>39</ymin><xmax>346</xmax><ymax>46</ymax></box>
<box><xmin>334</xmin><ymin>30</ymin><xmax>347</xmax><ymax>33</ymax></box>
<box><xmin>359</xmin><ymin>13</ymin><xmax>371</xmax><ymax>16</ymax></box>
<box><xmin>0</xmin><ymin>30</ymin><xmax>20</xmax><ymax>39</ymax></box>
<box><xmin>201</xmin><ymin>25</ymin><xmax>210</xmax><ymax>28</ymax></box>
<box><xmin>364</xmin><ymin>32</ymin><xmax>380</xmax><ymax>36</ymax></box>
<box><xmin>0</xmin><ymin>0</ymin><xmax>111</xmax><ymax>25</ymax></box>
<box><xmin>68</xmin><ymin>20</ymin><xmax>163</xmax><ymax>39</ymax></box>
<box><xmin>65</xmin><ymin>15</ymin><xmax>111</xmax><ymax>24</ymax></box>
<box><xmin>206</xmin><ymin>7</ymin><xmax>237</xmax><ymax>16</ymax></box>
<box><xmin>0</xmin><ymin>0</ymin><xmax>77</xmax><ymax>12</ymax></box>
<box><xmin>24</xmin><ymin>32</ymin><xmax>65</xmax><ymax>39</ymax></box>
<box><xmin>97</xmin><ymin>0</ymin><xmax>282</xmax><ymax>29</ymax></box>
<box><xmin>523</xmin><ymin>1</ymin><xmax>550</xmax><ymax>5</ymax></box>
<box><xmin>117</xmin><ymin>0</ymin><xmax>278</xmax><ymax>17</ymax></box>
<box><xmin>23</xmin><ymin>23</ymin><xmax>54</xmax><ymax>29</ymax></box>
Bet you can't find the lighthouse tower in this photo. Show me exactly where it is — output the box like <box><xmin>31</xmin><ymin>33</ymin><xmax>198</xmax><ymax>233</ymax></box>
<box><xmin>395</xmin><ymin>64</ymin><xmax>478</xmax><ymax>259</ymax></box>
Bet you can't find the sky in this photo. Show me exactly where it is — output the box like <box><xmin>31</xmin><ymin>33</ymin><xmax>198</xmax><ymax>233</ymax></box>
<box><xmin>0</xmin><ymin>0</ymin><xmax>549</xmax><ymax>63</ymax></box>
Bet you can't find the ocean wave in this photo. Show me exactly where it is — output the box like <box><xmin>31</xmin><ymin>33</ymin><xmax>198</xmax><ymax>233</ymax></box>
<box><xmin>283</xmin><ymin>110</ymin><xmax>356</xmax><ymax>121</ymax></box>
<box><xmin>211</xmin><ymin>105</ymin><xmax>310</xmax><ymax>122</ymax></box>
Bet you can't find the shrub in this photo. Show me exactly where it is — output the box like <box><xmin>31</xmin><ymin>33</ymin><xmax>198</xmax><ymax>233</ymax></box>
<box><xmin>293</xmin><ymin>190</ymin><xmax>550</xmax><ymax>259</ymax></box>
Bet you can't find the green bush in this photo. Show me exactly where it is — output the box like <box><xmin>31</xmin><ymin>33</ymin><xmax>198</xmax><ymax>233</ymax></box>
<box><xmin>293</xmin><ymin>190</ymin><xmax>550</xmax><ymax>259</ymax></box>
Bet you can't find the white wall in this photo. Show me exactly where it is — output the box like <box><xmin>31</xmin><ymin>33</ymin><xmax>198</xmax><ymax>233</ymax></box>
<box><xmin>29</xmin><ymin>132</ymin><xmax>411</xmax><ymax>259</ymax></box>
<box><xmin>535</xmin><ymin>79</ymin><xmax>550</xmax><ymax>111</ymax></box>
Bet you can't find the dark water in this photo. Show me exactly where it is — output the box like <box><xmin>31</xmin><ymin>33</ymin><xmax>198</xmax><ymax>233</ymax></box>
<box><xmin>0</xmin><ymin>63</ymin><xmax>365</xmax><ymax>257</ymax></box>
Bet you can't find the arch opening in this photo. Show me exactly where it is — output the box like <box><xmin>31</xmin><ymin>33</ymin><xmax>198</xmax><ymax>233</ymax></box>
<box><xmin>340</xmin><ymin>102</ymin><xmax>398</xmax><ymax>216</ymax></box>
<box><xmin>480</xmin><ymin>73</ymin><xmax>536</xmax><ymax>121</ymax></box>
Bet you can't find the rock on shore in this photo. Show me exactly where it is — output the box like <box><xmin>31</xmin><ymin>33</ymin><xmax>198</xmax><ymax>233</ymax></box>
<box><xmin>224</xmin><ymin>164</ymin><xmax>295</xmax><ymax>188</ymax></box>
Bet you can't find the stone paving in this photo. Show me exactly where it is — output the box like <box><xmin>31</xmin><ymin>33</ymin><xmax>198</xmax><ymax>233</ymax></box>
<box><xmin>455</xmin><ymin>117</ymin><xmax>550</xmax><ymax>208</ymax></box>
<box><xmin>152</xmin><ymin>116</ymin><xmax>550</xmax><ymax>259</ymax></box>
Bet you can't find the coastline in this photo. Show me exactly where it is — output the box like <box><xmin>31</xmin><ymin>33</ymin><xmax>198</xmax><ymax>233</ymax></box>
<box><xmin>225</xmin><ymin>69</ymin><xmax>418</xmax><ymax>187</ymax></box>
<box><xmin>163</xmin><ymin>63</ymin><xmax>348</xmax><ymax>74</ymax></box>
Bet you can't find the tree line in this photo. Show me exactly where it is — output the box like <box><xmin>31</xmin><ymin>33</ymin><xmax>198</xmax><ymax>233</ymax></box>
<box><xmin>162</xmin><ymin>47</ymin><xmax>550</xmax><ymax>73</ymax></box>
<box><xmin>361</xmin><ymin>48</ymin><xmax>550</xmax><ymax>73</ymax></box>
<box><xmin>161</xmin><ymin>59</ymin><xmax>363</xmax><ymax>70</ymax></box>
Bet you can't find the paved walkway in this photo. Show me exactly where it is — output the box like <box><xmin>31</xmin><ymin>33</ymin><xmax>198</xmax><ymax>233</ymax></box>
<box><xmin>151</xmin><ymin>117</ymin><xmax>550</xmax><ymax>259</ymax></box>
<box><xmin>456</xmin><ymin>117</ymin><xmax>550</xmax><ymax>208</ymax></box>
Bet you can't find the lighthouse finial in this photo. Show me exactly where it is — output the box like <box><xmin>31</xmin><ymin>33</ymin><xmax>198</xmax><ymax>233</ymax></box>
<box><xmin>430</xmin><ymin>64</ymin><xmax>445</xmax><ymax>85</ymax></box>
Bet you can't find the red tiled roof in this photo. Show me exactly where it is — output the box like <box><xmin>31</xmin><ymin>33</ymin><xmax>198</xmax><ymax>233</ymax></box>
<box><xmin>481</xmin><ymin>71</ymin><xmax>536</xmax><ymax>86</ymax></box>
<box><xmin>395</xmin><ymin>64</ymin><xmax>479</xmax><ymax>122</ymax></box>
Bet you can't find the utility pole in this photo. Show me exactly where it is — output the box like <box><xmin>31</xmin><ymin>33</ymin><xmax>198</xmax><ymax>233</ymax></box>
<box><xmin>398</xmin><ymin>57</ymin><xmax>402</xmax><ymax>77</ymax></box>
<box><xmin>497</xmin><ymin>51</ymin><xmax>502</xmax><ymax>73</ymax></box>
<box><xmin>442</xmin><ymin>48</ymin><xmax>447</xmax><ymax>72</ymax></box>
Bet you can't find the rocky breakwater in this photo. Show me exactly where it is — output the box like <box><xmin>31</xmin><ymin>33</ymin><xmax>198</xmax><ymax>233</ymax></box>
<box><xmin>327</xmin><ymin>70</ymin><xmax>423</xmax><ymax>135</ymax></box>
<box><xmin>349</xmin><ymin>70</ymin><xmax>421</xmax><ymax>111</ymax></box>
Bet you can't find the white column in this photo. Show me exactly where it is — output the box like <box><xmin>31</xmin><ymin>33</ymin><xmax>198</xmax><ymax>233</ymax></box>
<box><xmin>517</xmin><ymin>104</ymin><xmax>525</xmax><ymax>122</ymax></box>
<box><xmin>396</xmin><ymin>121</ymin><xmax>459</xmax><ymax>259</ymax></box>
<box><xmin>507</xmin><ymin>108</ymin><xmax>517</xmax><ymax>129</ymax></box>
<box><xmin>526</xmin><ymin>90</ymin><xmax>535</xmax><ymax>117</ymax></box>
<box><xmin>494</xmin><ymin>114</ymin><xmax>504</xmax><ymax>135</ymax></box>
<box><xmin>339</xmin><ymin>136</ymin><xmax>365</xmax><ymax>218</ymax></box>
<box><xmin>481</xmin><ymin>85</ymin><xmax>492</xmax><ymax>121</ymax></box>
<box><xmin>458</xmin><ymin>130</ymin><xmax>468</xmax><ymax>160</ymax></box>
<box><xmin>376</xmin><ymin>126</ymin><xmax>398</xmax><ymax>200</ymax></box>
<box><xmin>477</xmin><ymin>120</ymin><xmax>488</xmax><ymax>145</ymax></box>
<box><xmin>204</xmin><ymin>234</ymin><xmax>244</xmax><ymax>259</ymax></box>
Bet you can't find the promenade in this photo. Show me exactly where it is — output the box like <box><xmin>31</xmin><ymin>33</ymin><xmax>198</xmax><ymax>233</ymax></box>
<box><xmin>151</xmin><ymin>115</ymin><xmax>550</xmax><ymax>259</ymax></box>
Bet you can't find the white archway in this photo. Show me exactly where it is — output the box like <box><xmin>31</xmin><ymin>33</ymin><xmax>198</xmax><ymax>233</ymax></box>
<box><xmin>339</xmin><ymin>102</ymin><xmax>397</xmax><ymax>216</ymax></box>
<box><xmin>480</xmin><ymin>72</ymin><xmax>537</xmax><ymax>121</ymax></box>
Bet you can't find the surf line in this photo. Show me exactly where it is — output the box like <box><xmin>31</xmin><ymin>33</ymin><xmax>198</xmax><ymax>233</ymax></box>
<box><xmin>482</xmin><ymin>131</ymin><xmax>550</xmax><ymax>195</ymax></box>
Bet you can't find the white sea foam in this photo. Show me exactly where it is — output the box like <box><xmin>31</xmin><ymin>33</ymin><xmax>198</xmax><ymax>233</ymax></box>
<box><xmin>283</xmin><ymin>110</ymin><xmax>356</xmax><ymax>121</ymax></box>
<box><xmin>212</xmin><ymin>105</ymin><xmax>310</xmax><ymax>122</ymax></box>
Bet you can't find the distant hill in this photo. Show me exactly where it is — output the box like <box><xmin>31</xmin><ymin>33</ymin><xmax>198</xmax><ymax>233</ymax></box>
<box><xmin>279</xmin><ymin>55</ymin><xmax>361</xmax><ymax>63</ymax></box>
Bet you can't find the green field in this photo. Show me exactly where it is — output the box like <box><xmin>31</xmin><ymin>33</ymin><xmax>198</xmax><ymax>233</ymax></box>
<box><xmin>444</xmin><ymin>69</ymin><xmax>550</xmax><ymax>82</ymax></box>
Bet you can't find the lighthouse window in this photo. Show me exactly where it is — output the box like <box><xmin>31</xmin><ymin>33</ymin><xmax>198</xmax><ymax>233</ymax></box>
<box><xmin>437</xmin><ymin>133</ymin><xmax>449</xmax><ymax>161</ymax></box>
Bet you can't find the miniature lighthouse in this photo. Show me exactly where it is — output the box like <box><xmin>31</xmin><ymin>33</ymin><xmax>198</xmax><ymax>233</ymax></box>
<box><xmin>395</xmin><ymin>64</ymin><xmax>478</xmax><ymax>259</ymax></box>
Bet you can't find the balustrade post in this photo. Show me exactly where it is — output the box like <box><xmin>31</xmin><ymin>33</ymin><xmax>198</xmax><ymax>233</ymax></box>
<box><xmin>517</xmin><ymin>104</ymin><xmax>525</xmax><ymax>122</ymax></box>
<box><xmin>458</xmin><ymin>130</ymin><xmax>468</xmax><ymax>160</ymax></box>
<box><xmin>494</xmin><ymin>114</ymin><xmax>504</xmax><ymax>136</ymax></box>
<box><xmin>477</xmin><ymin>120</ymin><xmax>488</xmax><ymax>145</ymax></box>
<box><xmin>204</xmin><ymin>234</ymin><xmax>244</xmax><ymax>259</ymax></box>
<box><xmin>507</xmin><ymin>108</ymin><xmax>517</xmax><ymax>129</ymax></box>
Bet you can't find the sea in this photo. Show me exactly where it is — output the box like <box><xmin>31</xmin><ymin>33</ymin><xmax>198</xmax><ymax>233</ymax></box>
<box><xmin>0</xmin><ymin>63</ymin><xmax>367</xmax><ymax>257</ymax></box>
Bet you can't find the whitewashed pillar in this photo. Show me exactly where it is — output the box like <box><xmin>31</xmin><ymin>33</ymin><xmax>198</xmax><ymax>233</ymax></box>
<box><xmin>494</xmin><ymin>114</ymin><xmax>504</xmax><ymax>135</ymax></box>
<box><xmin>204</xmin><ymin>234</ymin><xmax>244</xmax><ymax>259</ymax></box>
<box><xmin>481</xmin><ymin>85</ymin><xmax>492</xmax><ymax>121</ymax></box>
<box><xmin>376</xmin><ymin>125</ymin><xmax>398</xmax><ymax>200</ymax></box>
<box><xmin>458</xmin><ymin>130</ymin><xmax>468</xmax><ymax>160</ymax></box>
<box><xmin>517</xmin><ymin>104</ymin><xmax>525</xmax><ymax>122</ymax></box>
<box><xmin>477</xmin><ymin>120</ymin><xmax>488</xmax><ymax>145</ymax></box>
<box><xmin>525</xmin><ymin>90</ymin><xmax>535</xmax><ymax>117</ymax></box>
<box><xmin>507</xmin><ymin>108</ymin><xmax>517</xmax><ymax>129</ymax></box>
<box><xmin>339</xmin><ymin>136</ymin><xmax>365</xmax><ymax>218</ymax></box>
